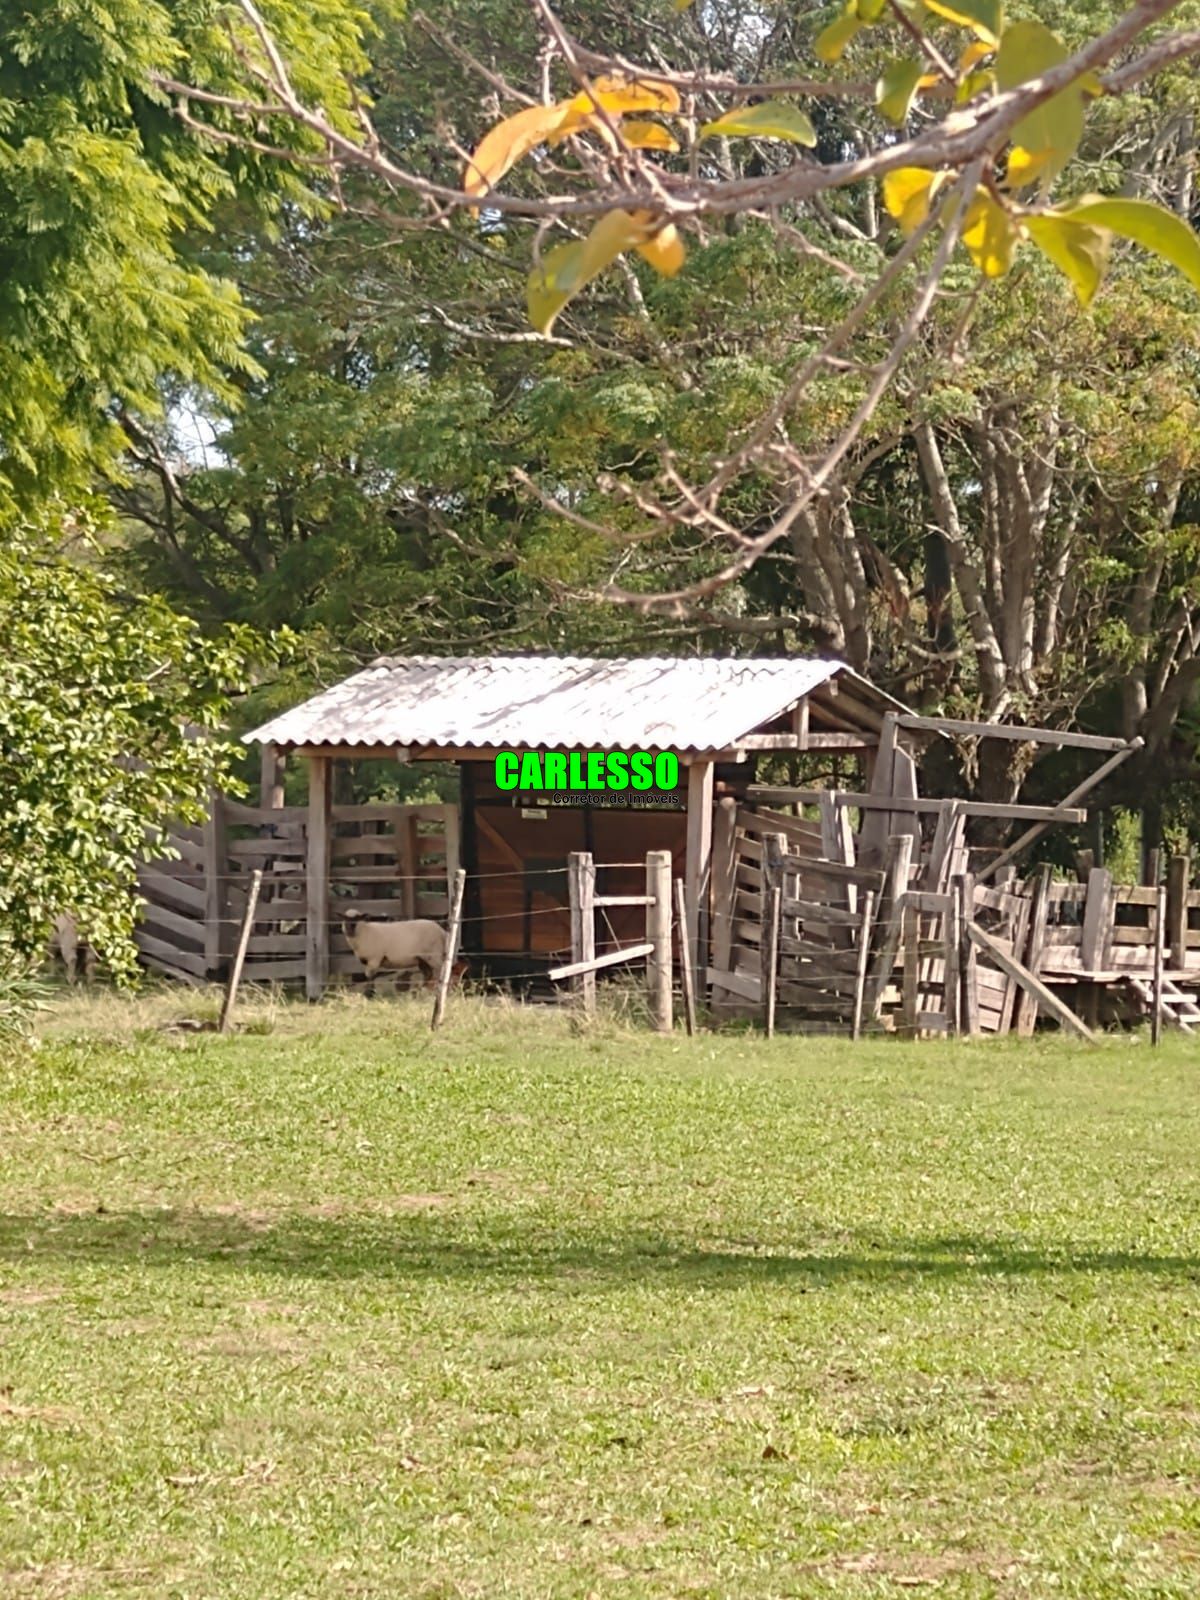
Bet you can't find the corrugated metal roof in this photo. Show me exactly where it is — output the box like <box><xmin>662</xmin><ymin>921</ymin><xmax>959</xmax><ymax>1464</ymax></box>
<box><xmin>244</xmin><ymin>655</ymin><xmax>906</xmax><ymax>753</ymax></box>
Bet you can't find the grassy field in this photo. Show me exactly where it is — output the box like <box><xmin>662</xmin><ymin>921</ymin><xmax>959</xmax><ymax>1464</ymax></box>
<box><xmin>2</xmin><ymin>989</ymin><xmax>1199</xmax><ymax>1598</ymax></box>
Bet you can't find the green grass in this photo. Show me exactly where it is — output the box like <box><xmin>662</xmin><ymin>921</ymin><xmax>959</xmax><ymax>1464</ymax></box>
<box><xmin>3</xmin><ymin>990</ymin><xmax>1200</xmax><ymax>1597</ymax></box>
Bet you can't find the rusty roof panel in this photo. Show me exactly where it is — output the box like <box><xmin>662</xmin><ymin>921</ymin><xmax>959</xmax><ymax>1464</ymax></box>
<box><xmin>244</xmin><ymin>655</ymin><xmax>904</xmax><ymax>752</ymax></box>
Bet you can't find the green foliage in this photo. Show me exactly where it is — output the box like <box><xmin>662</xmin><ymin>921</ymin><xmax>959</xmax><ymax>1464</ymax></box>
<box><xmin>0</xmin><ymin>510</ymin><xmax>272</xmax><ymax>980</ymax></box>
<box><xmin>0</xmin><ymin>0</ymin><xmax>385</xmax><ymax>512</ymax></box>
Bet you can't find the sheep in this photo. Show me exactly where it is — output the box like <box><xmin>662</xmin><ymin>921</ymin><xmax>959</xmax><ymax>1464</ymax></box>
<box><xmin>342</xmin><ymin>914</ymin><xmax>467</xmax><ymax>990</ymax></box>
<box><xmin>49</xmin><ymin>914</ymin><xmax>96</xmax><ymax>984</ymax></box>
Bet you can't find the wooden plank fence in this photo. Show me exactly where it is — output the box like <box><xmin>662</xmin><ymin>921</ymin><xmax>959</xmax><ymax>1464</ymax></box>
<box><xmin>135</xmin><ymin>794</ymin><xmax>458</xmax><ymax>988</ymax></box>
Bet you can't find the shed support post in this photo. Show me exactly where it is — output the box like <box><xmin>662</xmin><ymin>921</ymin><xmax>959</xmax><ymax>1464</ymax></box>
<box><xmin>306</xmin><ymin>755</ymin><xmax>332</xmax><ymax>1002</ymax></box>
<box><xmin>260</xmin><ymin>742</ymin><xmax>285</xmax><ymax>811</ymax></box>
<box><xmin>710</xmin><ymin>796</ymin><xmax>739</xmax><ymax>975</ymax></box>
<box><xmin>685</xmin><ymin>759</ymin><xmax>714</xmax><ymax>1005</ymax></box>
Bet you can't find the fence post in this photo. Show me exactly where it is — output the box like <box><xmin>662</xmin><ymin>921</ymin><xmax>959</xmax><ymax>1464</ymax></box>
<box><xmin>958</xmin><ymin>872</ymin><xmax>980</xmax><ymax>1037</ymax></box>
<box><xmin>1167</xmin><ymin>854</ymin><xmax>1189</xmax><ymax>973</ymax></box>
<box><xmin>430</xmin><ymin>868</ymin><xmax>467</xmax><ymax>1032</ymax></box>
<box><xmin>760</xmin><ymin>832</ymin><xmax>787</xmax><ymax>1037</ymax></box>
<box><xmin>674</xmin><ymin>878</ymin><xmax>696</xmax><ymax>1037</ymax></box>
<box><xmin>867</xmin><ymin>833</ymin><xmax>914</xmax><ymax>1019</ymax></box>
<box><xmin>568</xmin><ymin>851</ymin><xmax>596</xmax><ymax>1019</ymax></box>
<box><xmin>851</xmin><ymin>889</ymin><xmax>876</xmax><ymax>1042</ymax></box>
<box><xmin>645</xmin><ymin>851</ymin><xmax>673</xmax><ymax>1034</ymax></box>
<box><xmin>219</xmin><ymin>869</ymin><xmax>262</xmax><ymax>1034</ymax></box>
<box><xmin>1152</xmin><ymin>883</ymin><xmax>1167</xmax><ymax>1046</ymax></box>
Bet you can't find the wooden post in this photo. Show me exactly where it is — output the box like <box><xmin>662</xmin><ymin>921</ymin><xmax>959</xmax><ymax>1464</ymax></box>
<box><xmin>1080</xmin><ymin>867</ymin><xmax>1115</xmax><ymax>973</ymax></box>
<box><xmin>993</xmin><ymin>891</ymin><xmax>1030</xmax><ymax>1037</ymax></box>
<box><xmin>867</xmin><ymin>833</ymin><xmax>914</xmax><ymax>1017</ymax></box>
<box><xmin>305</xmin><ymin>755</ymin><xmax>332</xmax><ymax>1002</ymax></box>
<box><xmin>674</xmin><ymin>878</ymin><xmax>697</xmax><ymax>1037</ymax></box>
<box><xmin>400</xmin><ymin>813</ymin><xmax>419</xmax><ymax>920</ymax></box>
<box><xmin>1167</xmin><ymin>854</ymin><xmax>1189</xmax><ymax>973</ymax></box>
<box><xmin>567</xmin><ymin>851</ymin><xmax>596</xmax><ymax>1018</ymax></box>
<box><xmin>685</xmin><ymin>760</ymin><xmax>714</xmax><ymax>1004</ymax></box>
<box><xmin>1015</xmin><ymin>864</ymin><xmax>1053</xmax><ymax>1038</ymax></box>
<box><xmin>443</xmin><ymin>803</ymin><xmax>462</xmax><ymax>896</ymax></box>
<box><xmin>762</xmin><ymin>884</ymin><xmax>782</xmax><ymax>1038</ymax></box>
<box><xmin>202</xmin><ymin>788</ymin><xmax>228</xmax><ymax>978</ymax></box>
<box><xmin>958</xmin><ymin>873</ymin><xmax>980</xmax><ymax>1036</ymax></box>
<box><xmin>760</xmin><ymin>832</ymin><xmax>786</xmax><ymax>1037</ymax></box>
<box><xmin>851</xmin><ymin>889</ymin><xmax>876</xmax><ymax>1042</ymax></box>
<box><xmin>858</xmin><ymin>713</ymin><xmax>897</xmax><ymax>863</ymax></box>
<box><xmin>645</xmin><ymin>851</ymin><xmax>673</xmax><ymax>1034</ymax></box>
<box><xmin>1143</xmin><ymin>846</ymin><xmax>1161</xmax><ymax>890</ymax></box>
<box><xmin>1152</xmin><ymin>883</ymin><xmax>1167</xmax><ymax>1046</ymax></box>
<box><xmin>259</xmin><ymin>742</ymin><xmax>285</xmax><ymax>811</ymax></box>
<box><xmin>430</xmin><ymin>868</ymin><xmax>467</xmax><ymax>1031</ymax></box>
<box><xmin>219</xmin><ymin>869</ymin><xmax>262</xmax><ymax>1034</ymax></box>
<box><xmin>943</xmin><ymin>881</ymin><xmax>961</xmax><ymax>1036</ymax></box>
<box><xmin>710</xmin><ymin>796</ymin><xmax>739</xmax><ymax>975</ymax></box>
<box><xmin>901</xmin><ymin>901</ymin><xmax>920</xmax><ymax>1037</ymax></box>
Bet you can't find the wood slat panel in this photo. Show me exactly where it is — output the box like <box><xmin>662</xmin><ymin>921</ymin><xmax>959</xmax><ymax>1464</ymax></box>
<box><xmin>134</xmin><ymin>931</ymin><xmax>209</xmax><ymax>976</ymax></box>
<box><xmin>138</xmin><ymin>869</ymin><xmax>206</xmax><ymax>914</ymax></box>
<box><xmin>139</xmin><ymin>902</ymin><xmax>205</xmax><ymax>950</ymax></box>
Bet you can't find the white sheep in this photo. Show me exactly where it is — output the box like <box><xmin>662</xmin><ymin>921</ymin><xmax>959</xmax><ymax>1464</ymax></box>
<box><xmin>342</xmin><ymin>915</ymin><xmax>466</xmax><ymax>989</ymax></box>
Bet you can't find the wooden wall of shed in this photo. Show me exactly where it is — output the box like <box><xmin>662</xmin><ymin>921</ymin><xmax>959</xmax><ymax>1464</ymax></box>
<box><xmin>461</xmin><ymin>760</ymin><xmax>686</xmax><ymax>957</ymax></box>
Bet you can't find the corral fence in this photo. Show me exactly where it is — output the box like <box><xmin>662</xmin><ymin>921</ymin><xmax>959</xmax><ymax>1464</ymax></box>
<box><xmin>136</xmin><ymin>796</ymin><xmax>458</xmax><ymax>987</ymax></box>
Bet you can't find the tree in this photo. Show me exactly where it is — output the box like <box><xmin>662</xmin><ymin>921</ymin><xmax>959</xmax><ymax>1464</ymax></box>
<box><xmin>138</xmin><ymin>0</ymin><xmax>1200</xmax><ymax>740</ymax></box>
<box><xmin>0</xmin><ymin>0</ymin><xmax>385</xmax><ymax>516</ymax></box>
<box><xmin>0</xmin><ymin>512</ymin><xmax>267</xmax><ymax>982</ymax></box>
<box><xmin>0</xmin><ymin>0</ymin><xmax>375</xmax><ymax>986</ymax></box>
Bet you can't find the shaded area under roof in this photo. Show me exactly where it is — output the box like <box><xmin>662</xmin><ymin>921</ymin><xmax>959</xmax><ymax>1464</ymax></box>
<box><xmin>244</xmin><ymin>655</ymin><xmax>909</xmax><ymax>754</ymax></box>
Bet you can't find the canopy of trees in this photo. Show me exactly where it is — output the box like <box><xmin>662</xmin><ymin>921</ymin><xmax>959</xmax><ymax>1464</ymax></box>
<box><xmin>4</xmin><ymin>0</ymin><xmax>1200</xmax><ymax>982</ymax></box>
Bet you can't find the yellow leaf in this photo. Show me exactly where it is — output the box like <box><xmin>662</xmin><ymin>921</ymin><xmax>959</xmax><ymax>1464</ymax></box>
<box><xmin>995</xmin><ymin>19</ymin><xmax>1083</xmax><ymax>194</ymax></box>
<box><xmin>856</xmin><ymin>0</ymin><xmax>889</xmax><ymax>19</ymax></box>
<box><xmin>876</xmin><ymin>57</ymin><xmax>925</xmax><ymax>126</ymax></box>
<box><xmin>1004</xmin><ymin>145</ymin><xmax>1051</xmax><ymax>189</ymax></box>
<box><xmin>924</xmin><ymin>0</ymin><xmax>1003</xmax><ymax>45</ymax></box>
<box><xmin>567</xmin><ymin>75</ymin><xmax>682</xmax><ymax>118</ymax></box>
<box><xmin>815</xmin><ymin>9</ymin><xmax>863</xmax><ymax>64</ymax></box>
<box><xmin>882</xmin><ymin>166</ymin><xmax>941</xmax><ymax>235</ymax></box>
<box><xmin>699</xmin><ymin>101</ymin><xmax>817</xmax><ymax>146</ymax></box>
<box><xmin>956</xmin><ymin>67</ymin><xmax>995</xmax><ymax>103</ymax></box>
<box><xmin>961</xmin><ymin>191</ymin><xmax>1018</xmax><ymax>276</ymax></box>
<box><xmin>958</xmin><ymin>39</ymin><xmax>994</xmax><ymax>73</ymax></box>
<box><xmin>1023</xmin><ymin>213</ymin><xmax>1111</xmax><ymax>305</ymax></box>
<box><xmin>1058</xmin><ymin>196</ymin><xmax>1200</xmax><ymax>295</ymax></box>
<box><xmin>464</xmin><ymin>102</ymin><xmax>575</xmax><ymax>199</ymax></box>
<box><xmin>635</xmin><ymin>222</ymin><xmax>687</xmax><ymax>276</ymax></box>
<box><xmin>527</xmin><ymin>239</ymin><xmax>588</xmax><ymax>335</ymax></box>
<box><xmin>527</xmin><ymin>210</ymin><xmax>677</xmax><ymax>334</ymax></box>
<box><xmin>675</xmin><ymin>0</ymin><xmax>694</xmax><ymax>8</ymax></box>
<box><xmin>619</xmin><ymin>121</ymin><xmax>681</xmax><ymax>152</ymax></box>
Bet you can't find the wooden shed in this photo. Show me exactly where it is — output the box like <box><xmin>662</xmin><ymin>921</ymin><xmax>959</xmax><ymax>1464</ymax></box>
<box><xmin>242</xmin><ymin>655</ymin><xmax>911</xmax><ymax>997</ymax></box>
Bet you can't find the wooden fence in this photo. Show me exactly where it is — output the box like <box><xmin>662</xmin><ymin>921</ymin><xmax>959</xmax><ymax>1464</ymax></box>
<box><xmin>135</xmin><ymin>795</ymin><xmax>458</xmax><ymax>988</ymax></box>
